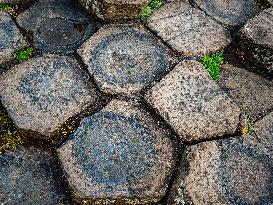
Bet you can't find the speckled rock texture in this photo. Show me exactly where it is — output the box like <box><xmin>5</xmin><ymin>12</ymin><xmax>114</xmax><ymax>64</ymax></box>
<box><xmin>147</xmin><ymin>1</ymin><xmax>231</xmax><ymax>56</ymax></box>
<box><xmin>58</xmin><ymin>100</ymin><xmax>177</xmax><ymax>204</ymax></box>
<box><xmin>219</xmin><ymin>64</ymin><xmax>273</xmax><ymax>120</ymax></box>
<box><xmin>193</xmin><ymin>0</ymin><xmax>259</xmax><ymax>27</ymax></box>
<box><xmin>239</xmin><ymin>8</ymin><xmax>273</xmax><ymax>73</ymax></box>
<box><xmin>0</xmin><ymin>146</ymin><xmax>70</xmax><ymax>204</ymax></box>
<box><xmin>0</xmin><ymin>12</ymin><xmax>27</xmax><ymax>66</ymax></box>
<box><xmin>16</xmin><ymin>0</ymin><xmax>97</xmax><ymax>53</ymax></box>
<box><xmin>0</xmin><ymin>55</ymin><xmax>100</xmax><ymax>138</ymax></box>
<box><xmin>78</xmin><ymin>24</ymin><xmax>172</xmax><ymax>96</ymax></box>
<box><xmin>145</xmin><ymin>60</ymin><xmax>240</xmax><ymax>142</ymax></box>
<box><xmin>77</xmin><ymin>0</ymin><xmax>150</xmax><ymax>20</ymax></box>
<box><xmin>167</xmin><ymin>112</ymin><xmax>273</xmax><ymax>205</ymax></box>
<box><xmin>0</xmin><ymin>0</ymin><xmax>33</xmax><ymax>6</ymax></box>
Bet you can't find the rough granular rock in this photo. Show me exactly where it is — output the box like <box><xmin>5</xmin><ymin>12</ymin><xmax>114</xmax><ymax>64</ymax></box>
<box><xmin>147</xmin><ymin>1</ymin><xmax>231</xmax><ymax>56</ymax></box>
<box><xmin>0</xmin><ymin>12</ymin><xmax>27</xmax><ymax>66</ymax></box>
<box><xmin>0</xmin><ymin>146</ymin><xmax>70</xmax><ymax>204</ymax></box>
<box><xmin>167</xmin><ymin>112</ymin><xmax>273</xmax><ymax>205</ymax></box>
<box><xmin>0</xmin><ymin>55</ymin><xmax>100</xmax><ymax>138</ymax></box>
<box><xmin>145</xmin><ymin>60</ymin><xmax>240</xmax><ymax>142</ymax></box>
<box><xmin>193</xmin><ymin>0</ymin><xmax>259</xmax><ymax>27</ymax></box>
<box><xmin>219</xmin><ymin>64</ymin><xmax>273</xmax><ymax>120</ymax></box>
<box><xmin>238</xmin><ymin>8</ymin><xmax>273</xmax><ymax>73</ymax></box>
<box><xmin>16</xmin><ymin>0</ymin><xmax>97</xmax><ymax>53</ymax></box>
<box><xmin>78</xmin><ymin>24</ymin><xmax>172</xmax><ymax>96</ymax></box>
<box><xmin>57</xmin><ymin>100</ymin><xmax>177</xmax><ymax>204</ymax></box>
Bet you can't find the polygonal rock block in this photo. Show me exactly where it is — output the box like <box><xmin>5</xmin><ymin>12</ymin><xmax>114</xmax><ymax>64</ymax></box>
<box><xmin>78</xmin><ymin>24</ymin><xmax>172</xmax><ymax>96</ymax></box>
<box><xmin>16</xmin><ymin>0</ymin><xmax>97</xmax><ymax>53</ymax></box>
<box><xmin>58</xmin><ymin>100</ymin><xmax>178</xmax><ymax>204</ymax></box>
<box><xmin>0</xmin><ymin>12</ymin><xmax>27</xmax><ymax>66</ymax></box>
<box><xmin>238</xmin><ymin>8</ymin><xmax>273</xmax><ymax>73</ymax></box>
<box><xmin>219</xmin><ymin>64</ymin><xmax>273</xmax><ymax>120</ymax></box>
<box><xmin>145</xmin><ymin>60</ymin><xmax>240</xmax><ymax>142</ymax></box>
<box><xmin>78</xmin><ymin>0</ymin><xmax>150</xmax><ymax>21</ymax></box>
<box><xmin>0</xmin><ymin>55</ymin><xmax>100</xmax><ymax>138</ymax></box>
<box><xmin>147</xmin><ymin>1</ymin><xmax>231</xmax><ymax>56</ymax></box>
<box><xmin>0</xmin><ymin>146</ymin><xmax>70</xmax><ymax>204</ymax></box>
<box><xmin>192</xmin><ymin>0</ymin><xmax>259</xmax><ymax>27</ymax></box>
<box><xmin>168</xmin><ymin>112</ymin><xmax>273</xmax><ymax>205</ymax></box>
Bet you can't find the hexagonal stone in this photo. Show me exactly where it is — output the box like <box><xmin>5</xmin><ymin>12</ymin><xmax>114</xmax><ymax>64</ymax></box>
<box><xmin>167</xmin><ymin>112</ymin><xmax>273</xmax><ymax>205</ymax></box>
<box><xmin>57</xmin><ymin>100</ymin><xmax>177</xmax><ymax>204</ymax></box>
<box><xmin>147</xmin><ymin>1</ymin><xmax>231</xmax><ymax>56</ymax></box>
<box><xmin>78</xmin><ymin>24</ymin><xmax>172</xmax><ymax>96</ymax></box>
<box><xmin>0</xmin><ymin>55</ymin><xmax>100</xmax><ymax>138</ymax></box>
<box><xmin>238</xmin><ymin>8</ymin><xmax>273</xmax><ymax>73</ymax></box>
<box><xmin>16</xmin><ymin>0</ymin><xmax>97</xmax><ymax>53</ymax></box>
<box><xmin>145</xmin><ymin>60</ymin><xmax>240</xmax><ymax>142</ymax></box>
<box><xmin>192</xmin><ymin>0</ymin><xmax>259</xmax><ymax>27</ymax></box>
<box><xmin>0</xmin><ymin>146</ymin><xmax>70</xmax><ymax>204</ymax></box>
<box><xmin>77</xmin><ymin>0</ymin><xmax>150</xmax><ymax>21</ymax></box>
<box><xmin>219</xmin><ymin>64</ymin><xmax>273</xmax><ymax>120</ymax></box>
<box><xmin>0</xmin><ymin>12</ymin><xmax>27</xmax><ymax>66</ymax></box>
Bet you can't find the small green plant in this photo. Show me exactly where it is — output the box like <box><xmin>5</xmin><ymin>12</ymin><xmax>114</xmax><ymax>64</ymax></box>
<box><xmin>240</xmin><ymin>116</ymin><xmax>254</xmax><ymax>135</ymax></box>
<box><xmin>201</xmin><ymin>51</ymin><xmax>224</xmax><ymax>81</ymax></box>
<box><xmin>139</xmin><ymin>0</ymin><xmax>163</xmax><ymax>21</ymax></box>
<box><xmin>16</xmin><ymin>47</ymin><xmax>33</xmax><ymax>62</ymax></box>
<box><xmin>0</xmin><ymin>3</ymin><xmax>16</xmax><ymax>16</ymax></box>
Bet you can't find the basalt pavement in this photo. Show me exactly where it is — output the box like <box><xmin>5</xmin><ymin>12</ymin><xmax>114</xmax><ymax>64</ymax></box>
<box><xmin>0</xmin><ymin>0</ymin><xmax>273</xmax><ymax>205</ymax></box>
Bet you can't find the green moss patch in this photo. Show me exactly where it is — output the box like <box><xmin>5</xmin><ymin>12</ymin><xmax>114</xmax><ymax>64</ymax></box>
<box><xmin>139</xmin><ymin>0</ymin><xmax>163</xmax><ymax>21</ymax></box>
<box><xmin>0</xmin><ymin>3</ymin><xmax>16</xmax><ymax>16</ymax></box>
<box><xmin>16</xmin><ymin>47</ymin><xmax>33</xmax><ymax>62</ymax></box>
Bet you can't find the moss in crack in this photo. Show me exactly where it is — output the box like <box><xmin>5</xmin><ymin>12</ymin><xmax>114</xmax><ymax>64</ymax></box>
<box><xmin>139</xmin><ymin>0</ymin><xmax>163</xmax><ymax>21</ymax></box>
<box><xmin>16</xmin><ymin>47</ymin><xmax>33</xmax><ymax>62</ymax></box>
<box><xmin>0</xmin><ymin>3</ymin><xmax>17</xmax><ymax>16</ymax></box>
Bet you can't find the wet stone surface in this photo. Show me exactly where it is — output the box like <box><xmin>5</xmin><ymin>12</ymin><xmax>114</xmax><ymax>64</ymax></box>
<box><xmin>145</xmin><ymin>60</ymin><xmax>240</xmax><ymax>142</ymax></box>
<box><xmin>78</xmin><ymin>24</ymin><xmax>172</xmax><ymax>96</ymax></box>
<box><xmin>168</xmin><ymin>112</ymin><xmax>273</xmax><ymax>205</ymax></box>
<box><xmin>16</xmin><ymin>0</ymin><xmax>97</xmax><ymax>53</ymax></box>
<box><xmin>0</xmin><ymin>12</ymin><xmax>27</xmax><ymax>66</ymax></box>
<box><xmin>147</xmin><ymin>1</ymin><xmax>231</xmax><ymax>56</ymax></box>
<box><xmin>0</xmin><ymin>146</ymin><xmax>70</xmax><ymax>205</ymax></box>
<box><xmin>58</xmin><ymin>100</ymin><xmax>177</xmax><ymax>204</ymax></box>
<box><xmin>0</xmin><ymin>55</ymin><xmax>100</xmax><ymax>138</ymax></box>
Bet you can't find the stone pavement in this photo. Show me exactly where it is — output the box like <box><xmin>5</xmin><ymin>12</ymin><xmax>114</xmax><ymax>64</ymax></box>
<box><xmin>0</xmin><ymin>0</ymin><xmax>272</xmax><ymax>204</ymax></box>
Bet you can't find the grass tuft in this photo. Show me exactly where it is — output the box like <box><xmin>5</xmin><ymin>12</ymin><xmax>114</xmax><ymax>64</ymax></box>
<box><xmin>16</xmin><ymin>47</ymin><xmax>33</xmax><ymax>62</ymax></box>
<box><xmin>139</xmin><ymin>0</ymin><xmax>163</xmax><ymax>21</ymax></box>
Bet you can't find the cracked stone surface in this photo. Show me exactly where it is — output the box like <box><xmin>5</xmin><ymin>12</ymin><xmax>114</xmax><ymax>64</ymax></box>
<box><xmin>58</xmin><ymin>100</ymin><xmax>177</xmax><ymax>204</ymax></box>
<box><xmin>193</xmin><ymin>0</ymin><xmax>259</xmax><ymax>27</ymax></box>
<box><xmin>145</xmin><ymin>60</ymin><xmax>240</xmax><ymax>142</ymax></box>
<box><xmin>0</xmin><ymin>146</ymin><xmax>70</xmax><ymax>204</ymax></box>
<box><xmin>219</xmin><ymin>64</ymin><xmax>273</xmax><ymax>120</ymax></box>
<box><xmin>167</xmin><ymin>112</ymin><xmax>273</xmax><ymax>205</ymax></box>
<box><xmin>239</xmin><ymin>8</ymin><xmax>273</xmax><ymax>73</ymax></box>
<box><xmin>16</xmin><ymin>0</ymin><xmax>97</xmax><ymax>53</ymax></box>
<box><xmin>0</xmin><ymin>55</ymin><xmax>100</xmax><ymax>138</ymax></box>
<box><xmin>147</xmin><ymin>1</ymin><xmax>231</xmax><ymax>56</ymax></box>
<box><xmin>78</xmin><ymin>24</ymin><xmax>172</xmax><ymax>96</ymax></box>
<box><xmin>0</xmin><ymin>12</ymin><xmax>27</xmax><ymax>66</ymax></box>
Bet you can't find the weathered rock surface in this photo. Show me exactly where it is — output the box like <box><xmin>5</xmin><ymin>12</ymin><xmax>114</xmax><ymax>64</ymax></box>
<box><xmin>77</xmin><ymin>0</ymin><xmax>150</xmax><ymax>21</ymax></box>
<box><xmin>16</xmin><ymin>0</ymin><xmax>97</xmax><ymax>53</ymax></box>
<box><xmin>168</xmin><ymin>112</ymin><xmax>273</xmax><ymax>205</ymax></box>
<box><xmin>0</xmin><ymin>55</ymin><xmax>100</xmax><ymax>138</ymax></box>
<box><xmin>193</xmin><ymin>0</ymin><xmax>259</xmax><ymax>27</ymax></box>
<box><xmin>0</xmin><ymin>12</ymin><xmax>27</xmax><ymax>66</ymax></box>
<box><xmin>78</xmin><ymin>24</ymin><xmax>172</xmax><ymax>96</ymax></box>
<box><xmin>145</xmin><ymin>60</ymin><xmax>240</xmax><ymax>142</ymax></box>
<box><xmin>239</xmin><ymin>8</ymin><xmax>273</xmax><ymax>73</ymax></box>
<box><xmin>0</xmin><ymin>146</ymin><xmax>70</xmax><ymax>204</ymax></box>
<box><xmin>0</xmin><ymin>0</ymin><xmax>34</xmax><ymax>6</ymax></box>
<box><xmin>147</xmin><ymin>1</ymin><xmax>231</xmax><ymax>56</ymax></box>
<box><xmin>219</xmin><ymin>64</ymin><xmax>273</xmax><ymax>120</ymax></box>
<box><xmin>58</xmin><ymin>100</ymin><xmax>177</xmax><ymax>204</ymax></box>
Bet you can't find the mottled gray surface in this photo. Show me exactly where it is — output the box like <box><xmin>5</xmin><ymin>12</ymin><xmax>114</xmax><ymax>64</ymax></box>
<box><xmin>16</xmin><ymin>0</ymin><xmax>97</xmax><ymax>53</ymax></box>
<box><xmin>0</xmin><ymin>55</ymin><xmax>100</xmax><ymax>138</ymax></box>
<box><xmin>145</xmin><ymin>60</ymin><xmax>240</xmax><ymax>142</ymax></box>
<box><xmin>0</xmin><ymin>146</ymin><xmax>70</xmax><ymax>205</ymax></box>
<box><xmin>58</xmin><ymin>100</ymin><xmax>177</xmax><ymax>204</ymax></box>
<box><xmin>219</xmin><ymin>64</ymin><xmax>273</xmax><ymax>120</ymax></box>
<box><xmin>0</xmin><ymin>12</ymin><xmax>27</xmax><ymax>66</ymax></box>
<box><xmin>193</xmin><ymin>0</ymin><xmax>259</xmax><ymax>26</ymax></box>
<box><xmin>147</xmin><ymin>1</ymin><xmax>231</xmax><ymax>56</ymax></box>
<box><xmin>78</xmin><ymin>24</ymin><xmax>172</xmax><ymax>96</ymax></box>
